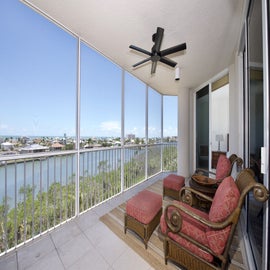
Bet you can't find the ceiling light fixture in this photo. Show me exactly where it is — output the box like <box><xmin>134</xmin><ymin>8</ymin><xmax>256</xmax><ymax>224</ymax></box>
<box><xmin>175</xmin><ymin>66</ymin><xmax>180</xmax><ymax>81</ymax></box>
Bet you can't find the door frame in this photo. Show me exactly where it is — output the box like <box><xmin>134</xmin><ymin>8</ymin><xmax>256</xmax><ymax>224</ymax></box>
<box><xmin>192</xmin><ymin>69</ymin><xmax>229</xmax><ymax>173</ymax></box>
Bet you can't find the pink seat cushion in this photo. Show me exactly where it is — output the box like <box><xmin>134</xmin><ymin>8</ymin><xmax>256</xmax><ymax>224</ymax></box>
<box><xmin>163</xmin><ymin>174</ymin><xmax>185</xmax><ymax>191</ymax></box>
<box><xmin>160</xmin><ymin>201</ymin><xmax>209</xmax><ymax>238</ymax></box>
<box><xmin>171</xmin><ymin>201</ymin><xmax>209</xmax><ymax>231</ymax></box>
<box><xmin>167</xmin><ymin>232</ymin><xmax>214</xmax><ymax>262</ymax></box>
<box><xmin>160</xmin><ymin>201</ymin><xmax>213</xmax><ymax>262</ymax></box>
<box><xmin>216</xmin><ymin>154</ymin><xmax>231</xmax><ymax>180</ymax></box>
<box><xmin>206</xmin><ymin>226</ymin><xmax>231</xmax><ymax>255</ymax></box>
<box><xmin>126</xmin><ymin>190</ymin><xmax>162</xmax><ymax>224</ymax></box>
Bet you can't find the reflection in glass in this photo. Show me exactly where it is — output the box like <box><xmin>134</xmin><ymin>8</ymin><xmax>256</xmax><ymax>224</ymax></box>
<box><xmin>196</xmin><ymin>86</ymin><xmax>209</xmax><ymax>169</ymax></box>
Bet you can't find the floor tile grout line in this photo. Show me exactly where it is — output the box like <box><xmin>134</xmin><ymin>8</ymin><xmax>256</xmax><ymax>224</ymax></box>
<box><xmin>49</xmin><ymin>232</ymin><xmax>68</xmax><ymax>270</ymax></box>
<box><xmin>61</xmin><ymin>221</ymin><xmax>98</xmax><ymax>269</ymax></box>
<box><xmin>16</xmin><ymin>250</ymin><xmax>19</xmax><ymax>270</ymax></box>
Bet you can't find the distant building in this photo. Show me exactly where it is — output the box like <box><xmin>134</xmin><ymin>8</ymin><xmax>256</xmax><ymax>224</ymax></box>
<box><xmin>112</xmin><ymin>141</ymin><xmax>121</xmax><ymax>147</ymax></box>
<box><xmin>127</xmin><ymin>134</ymin><xmax>135</xmax><ymax>140</ymax></box>
<box><xmin>51</xmin><ymin>142</ymin><xmax>64</xmax><ymax>151</ymax></box>
<box><xmin>84</xmin><ymin>144</ymin><xmax>93</xmax><ymax>149</ymax></box>
<box><xmin>20</xmin><ymin>144</ymin><xmax>49</xmax><ymax>154</ymax></box>
<box><xmin>19</xmin><ymin>137</ymin><xmax>30</xmax><ymax>144</ymax></box>
<box><xmin>1</xmin><ymin>142</ymin><xmax>14</xmax><ymax>151</ymax></box>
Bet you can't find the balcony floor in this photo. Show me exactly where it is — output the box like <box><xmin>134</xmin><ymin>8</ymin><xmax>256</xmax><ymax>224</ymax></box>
<box><xmin>0</xmin><ymin>175</ymin><xmax>247</xmax><ymax>270</ymax></box>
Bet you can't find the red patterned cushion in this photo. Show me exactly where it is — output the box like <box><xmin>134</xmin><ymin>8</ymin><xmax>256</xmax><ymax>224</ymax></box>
<box><xmin>160</xmin><ymin>202</ymin><xmax>213</xmax><ymax>262</ymax></box>
<box><xmin>168</xmin><ymin>232</ymin><xmax>214</xmax><ymax>262</ymax></box>
<box><xmin>216</xmin><ymin>154</ymin><xmax>231</xmax><ymax>180</ymax></box>
<box><xmin>207</xmin><ymin>176</ymin><xmax>240</xmax><ymax>255</ymax></box>
<box><xmin>209</xmin><ymin>176</ymin><xmax>240</xmax><ymax>222</ymax></box>
<box><xmin>163</xmin><ymin>174</ymin><xmax>185</xmax><ymax>191</ymax></box>
<box><xmin>126</xmin><ymin>190</ymin><xmax>162</xmax><ymax>224</ymax></box>
<box><xmin>206</xmin><ymin>226</ymin><xmax>231</xmax><ymax>254</ymax></box>
<box><xmin>174</xmin><ymin>201</ymin><xmax>209</xmax><ymax>230</ymax></box>
<box><xmin>160</xmin><ymin>202</ymin><xmax>209</xmax><ymax>233</ymax></box>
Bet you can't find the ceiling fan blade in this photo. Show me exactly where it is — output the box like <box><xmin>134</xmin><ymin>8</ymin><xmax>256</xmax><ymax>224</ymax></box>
<box><xmin>151</xmin><ymin>27</ymin><xmax>164</xmax><ymax>53</ymax></box>
<box><xmin>151</xmin><ymin>61</ymin><xmax>157</xmax><ymax>74</ymax></box>
<box><xmin>160</xmin><ymin>43</ymin><xmax>187</xmax><ymax>57</ymax></box>
<box><xmin>129</xmin><ymin>45</ymin><xmax>152</xmax><ymax>56</ymax></box>
<box><xmin>132</xmin><ymin>57</ymin><xmax>152</xmax><ymax>67</ymax></box>
<box><xmin>159</xmin><ymin>57</ymin><xmax>177</xmax><ymax>67</ymax></box>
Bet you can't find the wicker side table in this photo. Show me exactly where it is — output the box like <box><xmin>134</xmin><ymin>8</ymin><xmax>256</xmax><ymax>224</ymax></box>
<box><xmin>188</xmin><ymin>178</ymin><xmax>217</xmax><ymax>210</ymax></box>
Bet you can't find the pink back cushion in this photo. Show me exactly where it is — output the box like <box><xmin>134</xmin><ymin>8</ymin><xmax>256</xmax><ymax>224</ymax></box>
<box><xmin>207</xmin><ymin>176</ymin><xmax>240</xmax><ymax>254</ymax></box>
<box><xmin>216</xmin><ymin>154</ymin><xmax>231</xmax><ymax>180</ymax></box>
<box><xmin>209</xmin><ymin>176</ymin><xmax>240</xmax><ymax>222</ymax></box>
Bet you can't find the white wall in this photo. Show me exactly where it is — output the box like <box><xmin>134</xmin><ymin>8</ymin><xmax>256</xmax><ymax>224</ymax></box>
<box><xmin>177</xmin><ymin>87</ymin><xmax>190</xmax><ymax>177</ymax></box>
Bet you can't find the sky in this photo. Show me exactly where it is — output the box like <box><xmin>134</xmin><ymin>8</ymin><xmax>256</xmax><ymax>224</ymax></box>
<box><xmin>0</xmin><ymin>0</ymin><xmax>177</xmax><ymax>139</ymax></box>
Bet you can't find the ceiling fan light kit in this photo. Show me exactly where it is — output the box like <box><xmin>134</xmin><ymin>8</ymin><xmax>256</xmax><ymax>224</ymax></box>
<box><xmin>129</xmin><ymin>27</ymin><xmax>186</xmax><ymax>74</ymax></box>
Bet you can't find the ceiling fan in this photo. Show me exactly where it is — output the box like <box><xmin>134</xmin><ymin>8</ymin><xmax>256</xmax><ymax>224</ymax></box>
<box><xmin>129</xmin><ymin>27</ymin><xmax>186</xmax><ymax>74</ymax></box>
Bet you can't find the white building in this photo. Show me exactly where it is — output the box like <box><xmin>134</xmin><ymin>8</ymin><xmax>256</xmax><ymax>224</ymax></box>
<box><xmin>20</xmin><ymin>144</ymin><xmax>49</xmax><ymax>154</ymax></box>
<box><xmin>1</xmin><ymin>142</ymin><xmax>14</xmax><ymax>151</ymax></box>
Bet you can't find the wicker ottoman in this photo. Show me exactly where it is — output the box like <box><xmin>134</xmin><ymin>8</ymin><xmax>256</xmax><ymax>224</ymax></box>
<box><xmin>124</xmin><ymin>190</ymin><xmax>162</xmax><ymax>249</ymax></box>
<box><xmin>163</xmin><ymin>174</ymin><xmax>185</xmax><ymax>200</ymax></box>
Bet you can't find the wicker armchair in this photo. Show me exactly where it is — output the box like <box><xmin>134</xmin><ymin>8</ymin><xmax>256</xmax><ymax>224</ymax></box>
<box><xmin>160</xmin><ymin>169</ymin><xmax>269</xmax><ymax>270</ymax></box>
<box><xmin>187</xmin><ymin>154</ymin><xmax>243</xmax><ymax>209</ymax></box>
<box><xmin>192</xmin><ymin>154</ymin><xmax>243</xmax><ymax>186</ymax></box>
<box><xmin>194</xmin><ymin>154</ymin><xmax>243</xmax><ymax>180</ymax></box>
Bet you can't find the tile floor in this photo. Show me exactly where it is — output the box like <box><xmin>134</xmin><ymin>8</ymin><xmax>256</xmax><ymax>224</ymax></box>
<box><xmin>0</xmin><ymin>176</ymin><xmax>164</xmax><ymax>270</ymax></box>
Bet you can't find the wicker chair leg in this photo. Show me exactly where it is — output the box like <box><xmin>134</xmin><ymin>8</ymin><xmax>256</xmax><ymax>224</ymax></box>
<box><xmin>124</xmin><ymin>214</ymin><xmax>127</xmax><ymax>234</ymax></box>
<box><xmin>144</xmin><ymin>238</ymin><xmax>148</xmax><ymax>249</ymax></box>
<box><xmin>164</xmin><ymin>237</ymin><xmax>168</xmax><ymax>265</ymax></box>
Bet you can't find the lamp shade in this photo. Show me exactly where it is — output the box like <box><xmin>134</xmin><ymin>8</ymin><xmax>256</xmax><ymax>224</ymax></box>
<box><xmin>215</xmin><ymin>134</ymin><xmax>224</xmax><ymax>141</ymax></box>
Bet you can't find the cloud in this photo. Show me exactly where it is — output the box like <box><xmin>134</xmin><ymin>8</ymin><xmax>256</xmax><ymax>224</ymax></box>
<box><xmin>0</xmin><ymin>124</ymin><xmax>8</xmax><ymax>130</ymax></box>
<box><xmin>99</xmin><ymin>121</ymin><xmax>121</xmax><ymax>134</ymax></box>
<box><xmin>163</xmin><ymin>126</ymin><xmax>177</xmax><ymax>136</ymax></box>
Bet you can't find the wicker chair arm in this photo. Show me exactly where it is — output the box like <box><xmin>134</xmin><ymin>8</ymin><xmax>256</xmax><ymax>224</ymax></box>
<box><xmin>235</xmin><ymin>157</ymin><xmax>243</xmax><ymax>167</ymax></box>
<box><xmin>230</xmin><ymin>156</ymin><xmax>243</xmax><ymax>168</ymax></box>
<box><xmin>195</xmin><ymin>168</ymin><xmax>216</xmax><ymax>177</ymax></box>
<box><xmin>253</xmin><ymin>183</ymin><xmax>269</xmax><ymax>202</ymax></box>
<box><xmin>180</xmin><ymin>186</ymin><xmax>213</xmax><ymax>205</ymax></box>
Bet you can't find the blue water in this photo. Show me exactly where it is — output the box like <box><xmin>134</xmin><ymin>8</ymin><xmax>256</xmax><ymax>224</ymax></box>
<box><xmin>0</xmin><ymin>147</ymin><xmax>145</xmax><ymax>206</ymax></box>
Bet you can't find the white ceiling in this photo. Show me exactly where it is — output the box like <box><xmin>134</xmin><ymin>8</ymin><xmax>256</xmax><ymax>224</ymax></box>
<box><xmin>22</xmin><ymin>0</ymin><xmax>245</xmax><ymax>95</ymax></box>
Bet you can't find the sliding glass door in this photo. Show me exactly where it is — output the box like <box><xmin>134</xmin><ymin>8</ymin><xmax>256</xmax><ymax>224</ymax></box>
<box><xmin>196</xmin><ymin>86</ymin><xmax>209</xmax><ymax>169</ymax></box>
<box><xmin>244</xmin><ymin>0</ymin><xmax>268</xmax><ymax>269</ymax></box>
